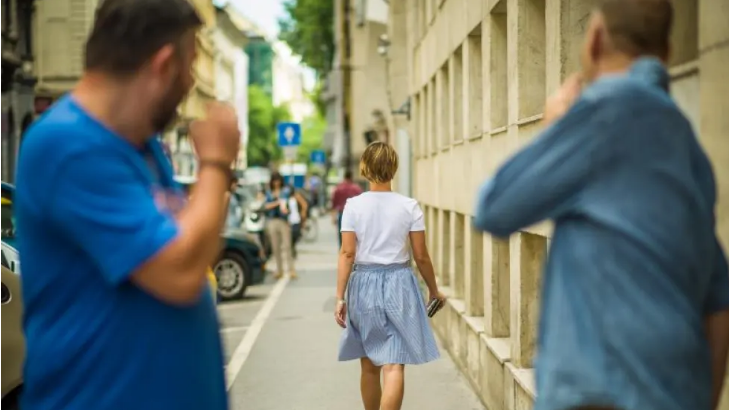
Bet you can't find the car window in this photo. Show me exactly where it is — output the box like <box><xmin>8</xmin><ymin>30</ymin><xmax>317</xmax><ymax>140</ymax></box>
<box><xmin>1</xmin><ymin>203</ymin><xmax>15</xmax><ymax>239</ymax></box>
<box><xmin>1</xmin><ymin>249</ymin><xmax>9</xmax><ymax>270</ymax></box>
<box><xmin>1</xmin><ymin>242</ymin><xmax>19</xmax><ymax>274</ymax></box>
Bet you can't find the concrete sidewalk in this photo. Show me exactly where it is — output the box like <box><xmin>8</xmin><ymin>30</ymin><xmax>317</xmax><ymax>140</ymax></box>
<box><xmin>227</xmin><ymin>220</ymin><xmax>485</xmax><ymax>410</ymax></box>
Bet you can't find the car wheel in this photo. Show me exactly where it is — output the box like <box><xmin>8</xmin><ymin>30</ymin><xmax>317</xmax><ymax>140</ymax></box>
<box><xmin>2</xmin><ymin>387</ymin><xmax>21</xmax><ymax>410</ymax></box>
<box><xmin>214</xmin><ymin>251</ymin><xmax>251</xmax><ymax>301</ymax></box>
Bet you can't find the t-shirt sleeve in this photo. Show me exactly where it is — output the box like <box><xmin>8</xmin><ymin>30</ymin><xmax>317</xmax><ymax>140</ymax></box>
<box><xmin>410</xmin><ymin>202</ymin><xmax>425</xmax><ymax>232</ymax></box>
<box><xmin>48</xmin><ymin>150</ymin><xmax>179</xmax><ymax>286</ymax></box>
<box><xmin>340</xmin><ymin>199</ymin><xmax>356</xmax><ymax>232</ymax></box>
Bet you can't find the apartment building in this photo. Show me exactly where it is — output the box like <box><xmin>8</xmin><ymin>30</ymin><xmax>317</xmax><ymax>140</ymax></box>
<box><xmin>214</xmin><ymin>3</ymin><xmax>250</xmax><ymax>171</ymax></box>
<box><xmin>2</xmin><ymin>0</ymin><xmax>37</xmax><ymax>182</ymax></box>
<box><xmin>384</xmin><ymin>0</ymin><xmax>729</xmax><ymax>409</ymax></box>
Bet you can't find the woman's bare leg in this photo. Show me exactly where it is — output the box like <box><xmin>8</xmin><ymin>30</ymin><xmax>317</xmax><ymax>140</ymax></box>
<box><xmin>360</xmin><ymin>358</ymin><xmax>381</xmax><ymax>410</ymax></box>
<box><xmin>381</xmin><ymin>364</ymin><xmax>405</xmax><ymax>410</ymax></box>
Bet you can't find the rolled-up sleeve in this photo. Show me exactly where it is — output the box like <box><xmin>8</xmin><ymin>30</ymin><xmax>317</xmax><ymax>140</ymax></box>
<box><xmin>473</xmin><ymin>99</ymin><xmax>612</xmax><ymax>237</ymax></box>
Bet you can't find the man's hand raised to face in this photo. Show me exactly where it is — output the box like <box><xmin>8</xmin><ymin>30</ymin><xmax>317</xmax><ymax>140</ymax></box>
<box><xmin>189</xmin><ymin>102</ymin><xmax>241</xmax><ymax>165</ymax></box>
<box><xmin>543</xmin><ymin>73</ymin><xmax>584</xmax><ymax>128</ymax></box>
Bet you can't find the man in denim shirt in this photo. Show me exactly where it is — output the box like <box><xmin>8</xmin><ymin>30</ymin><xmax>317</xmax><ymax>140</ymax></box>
<box><xmin>474</xmin><ymin>1</ymin><xmax>729</xmax><ymax>409</ymax></box>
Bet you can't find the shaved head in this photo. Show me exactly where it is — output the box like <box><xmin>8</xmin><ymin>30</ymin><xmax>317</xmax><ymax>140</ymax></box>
<box><xmin>581</xmin><ymin>0</ymin><xmax>674</xmax><ymax>81</ymax></box>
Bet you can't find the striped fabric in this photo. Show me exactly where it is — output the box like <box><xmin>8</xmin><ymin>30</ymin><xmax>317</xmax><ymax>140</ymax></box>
<box><xmin>338</xmin><ymin>262</ymin><xmax>440</xmax><ymax>366</ymax></box>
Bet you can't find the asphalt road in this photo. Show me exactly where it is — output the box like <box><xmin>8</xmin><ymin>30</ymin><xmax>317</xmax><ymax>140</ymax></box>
<box><xmin>218</xmin><ymin>219</ymin><xmax>484</xmax><ymax>410</ymax></box>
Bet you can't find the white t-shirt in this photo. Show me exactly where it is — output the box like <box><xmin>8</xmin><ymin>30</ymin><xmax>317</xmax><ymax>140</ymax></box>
<box><xmin>340</xmin><ymin>191</ymin><xmax>425</xmax><ymax>265</ymax></box>
<box><xmin>288</xmin><ymin>197</ymin><xmax>301</xmax><ymax>225</ymax></box>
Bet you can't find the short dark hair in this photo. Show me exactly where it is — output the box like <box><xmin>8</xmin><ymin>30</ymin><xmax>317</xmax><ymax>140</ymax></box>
<box><xmin>598</xmin><ymin>0</ymin><xmax>673</xmax><ymax>60</ymax></box>
<box><xmin>344</xmin><ymin>170</ymin><xmax>354</xmax><ymax>180</ymax></box>
<box><xmin>85</xmin><ymin>0</ymin><xmax>202</xmax><ymax>75</ymax></box>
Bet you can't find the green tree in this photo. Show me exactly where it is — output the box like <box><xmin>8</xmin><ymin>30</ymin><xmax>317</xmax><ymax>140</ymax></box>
<box><xmin>278</xmin><ymin>0</ymin><xmax>335</xmax><ymax>76</ymax></box>
<box><xmin>296</xmin><ymin>110</ymin><xmax>326</xmax><ymax>163</ymax></box>
<box><xmin>247</xmin><ymin>85</ymin><xmax>291</xmax><ymax>167</ymax></box>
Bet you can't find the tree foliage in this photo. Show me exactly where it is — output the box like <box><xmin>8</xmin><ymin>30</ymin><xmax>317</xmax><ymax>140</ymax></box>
<box><xmin>247</xmin><ymin>85</ymin><xmax>291</xmax><ymax>167</ymax></box>
<box><xmin>296</xmin><ymin>110</ymin><xmax>326</xmax><ymax>164</ymax></box>
<box><xmin>278</xmin><ymin>0</ymin><xmax>335</xmax><ymax>76</ymax></box>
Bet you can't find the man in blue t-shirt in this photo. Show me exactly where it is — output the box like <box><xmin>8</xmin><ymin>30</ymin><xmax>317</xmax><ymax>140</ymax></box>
<box><xmin>15</xmin><ymin>1</ymin><xmax>240</xmax><ymax>409</ymax></box>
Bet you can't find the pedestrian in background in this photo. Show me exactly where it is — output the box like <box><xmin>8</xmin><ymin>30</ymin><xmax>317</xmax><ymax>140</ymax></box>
<box><xmin>331</xmin><ymin>169</ymin><xmax>362</xmax><ymax>247</ymax></box>
<box><xmin>15</xmin><ymin>1</ymin><xmax>237</xmax><ymax>409</ymax></box>
<box><xmin>473</xmin><ymin>1</ymin><xmax>729</xmax><ymax>410</ymax></box>
<box><xmin>264</xmin><ymin>172</ymin><xmax>296</xmax><ymax>279</ymax></box>
<box><xmin>335</xmin><ymin>141</ymin><xmax>445</xmax><ymax>410</ymax></box>
<box><xmin>286</xmin><ymin>183</ymin><xmax>308</xmax><ymax>259</ymax></box>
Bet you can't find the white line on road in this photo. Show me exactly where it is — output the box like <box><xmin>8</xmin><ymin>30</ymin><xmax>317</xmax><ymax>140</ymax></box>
<box><xmin>225</xmin><ymin>276</ymin><xmax>290</xmax><ymax>391</ymax></box>
<box><xmin>220</xmin><ymin>326</ymin><xmax>249</xmax><ymax>334</ymax></box>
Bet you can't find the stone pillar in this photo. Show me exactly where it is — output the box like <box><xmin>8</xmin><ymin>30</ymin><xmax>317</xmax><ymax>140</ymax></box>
<box><xmin>448</xmin><ymin>211</ymin><xmax>458</xmax><ymax>295</ymax></box>
<box><xmin>545</xmin><ymin>0</ymin><xmax>598</xmax><ymax>93</ymax></box>
<box><xmin>451</xmin><ymin>212</ymin><xmax>466</xmax><ymax>299</ymax></box>
<box><xmin>509</xmin><ymin>232</ymin><xmax>545</xmax><ymax>368</ymax></box>
<box><xmin>484</xmin><ymin>235</ymin><xmax>510</xmax><ymax>337</ymax></box>
<box><xmin>465</xmin><ymin>223</ymin><xmax>484</xmax><ymax>316</ymax></box>
<box><xmin>438</xmin><ymin>209</ymin><xmax>451</xmax><ymax>286</ymax></box>
<box><xmin>699</xmin><ymin>0</ymin><xmax>729</xmax><ymax>240</ymax></box>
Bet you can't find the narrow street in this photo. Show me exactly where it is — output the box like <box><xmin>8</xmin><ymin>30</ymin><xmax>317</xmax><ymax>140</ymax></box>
<box><xmin>218</xmin><ymin>220</ymin><xmax>485</xmax><ymax>410</ymax></box>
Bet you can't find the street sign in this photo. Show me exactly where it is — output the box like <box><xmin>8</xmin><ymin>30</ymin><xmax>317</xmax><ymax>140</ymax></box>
<box><xmin>277</xmin><ymin>122</ymin><xmax>302</xmax><ymax>147</ymax></box>
<box><xmin>282</xmin><ymin>146</ymin><xmax>298</xmax><ymax>161</ymax></box>
<box><xmin>310</xmin><ymin>150</ymin><xmax>326</xmax><ymax>165</ymax></box>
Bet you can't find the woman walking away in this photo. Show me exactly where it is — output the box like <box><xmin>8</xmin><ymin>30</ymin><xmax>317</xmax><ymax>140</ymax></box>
<box><xmin>335</xmin><ymin>142</ymin><xmax>445</xmax><ymax>410</ymax></box>
<box><xmin>264</xmin><ymin>172</ymin><xmax>296</xmax><ymax>279</ymax></box>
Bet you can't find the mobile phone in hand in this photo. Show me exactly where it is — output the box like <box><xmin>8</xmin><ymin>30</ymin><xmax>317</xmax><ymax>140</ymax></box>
<box><xmin>426</xmin><ymin>298</ymin><xmax>444</xmax><ymax>318</ymax></box>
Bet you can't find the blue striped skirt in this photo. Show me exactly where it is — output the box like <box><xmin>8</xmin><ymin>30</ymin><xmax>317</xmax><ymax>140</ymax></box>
<box><xmin>338</xmin><ymin>262</ymin><xmax>440</xmax><ymax>366</ymax></box>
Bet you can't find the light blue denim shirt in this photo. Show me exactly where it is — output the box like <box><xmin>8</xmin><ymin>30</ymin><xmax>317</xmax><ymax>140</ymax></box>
<box><xmin>474</xmin><ymin>58</ymin><xmax>729</xmax><ymax>410</ymax></box>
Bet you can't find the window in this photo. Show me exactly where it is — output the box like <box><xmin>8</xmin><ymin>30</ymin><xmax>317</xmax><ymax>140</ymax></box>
<box><xmin>1</xmin><ymin>202</ymin><xmax>15</xmax><ymax>239</ymax></box>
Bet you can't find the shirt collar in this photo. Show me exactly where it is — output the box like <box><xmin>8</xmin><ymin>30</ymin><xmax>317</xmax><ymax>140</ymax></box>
<box><xmin>628</xmin><ymin>57</ymin><xmax>670</xmax><ymax>93</ymax></box>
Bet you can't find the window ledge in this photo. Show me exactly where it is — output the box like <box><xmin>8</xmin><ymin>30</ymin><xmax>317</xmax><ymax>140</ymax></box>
<box><xmin>515</xmin><ymin>114</ymin><xmax>543</xmax><ymax>127</ymax></box>
<box><xmin>464</xmin><ymin>315</ymin><xmax>485</xmax><ymax>334</ymax></box>
<box><xmin>669</xmin><ymin>60</ymin><xmax>699</xmax><ymax>80</ymax></box>
<box><xmin>482</xmin><ymin>335</ymin><xmax>511</xmax><ymax>364</ymax></box>
<box><xmin>507</xmin><ymin>363</ymin><xmax>536</xmax><ymax>398</ymax></box>
<box><xmin>489</xmin><ymin>126</ymin><xmax>508</xmax><ymax>136</ymax></box>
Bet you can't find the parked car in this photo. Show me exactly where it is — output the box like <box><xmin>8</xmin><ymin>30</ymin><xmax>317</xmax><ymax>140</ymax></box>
<box><xmin>1</xmin><ymin>263</ymin><xmax>24</xmax><ymax>410</ymax></box>
<box><xmin>2</xmin><ymin>181</ymin><xmax>223</xmax><ymax>304</ymax></box>
<box><xmin>174</xmin><ymin>176</ymin><xmax>266</xmax><ymax>300</ymax></box>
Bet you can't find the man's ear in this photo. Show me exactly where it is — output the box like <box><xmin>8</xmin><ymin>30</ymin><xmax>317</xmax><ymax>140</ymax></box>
<box><xmin>148</xmin><ymin>44</ymin><xmax>177</xmax><ymax>79</ymax></box>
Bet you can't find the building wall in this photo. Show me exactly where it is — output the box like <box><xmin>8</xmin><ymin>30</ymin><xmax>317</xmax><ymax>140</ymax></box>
<box><xmin>394</xmin><ymin>0</ymin><xmax>729</xmax><ymax>409</ymax></box>
<box><xmin>213</xmin><ymin>17</ymin><xmax>250</xmax><ymax>170</ymax></box>
<box><xmin>272</xmin><ymin>43</ymin><xmax>314</xmax><ymax>124</ymax></box>
<box><xmin>33</xmin><ymin>0</ymin><xmax>99</xmax><ymax>96</ymax></box>
<box><xmin>347</xmin><ymin>15</ymin><xmax>391</xmax><ymax>176</ymax></box>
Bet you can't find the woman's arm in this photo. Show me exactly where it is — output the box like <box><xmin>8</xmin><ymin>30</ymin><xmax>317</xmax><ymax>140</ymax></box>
<box><xmin>336</xmin><ymin>232</ymin><xmax>356</xmax><ymax>300</ymax></box>
<box><xmin>295</xmin><ymin>192</ymin><xmax>309</xmax><ymax>225</ymax></box>
<box><xmin>334</xmin><ymin>231</ymin><xmax>356</xmax><ymax>328</ymax></box>
<box><xmin>409</xmin><ymin>231</ymin><xmax>439</xmax><ymax>296</ymax></box>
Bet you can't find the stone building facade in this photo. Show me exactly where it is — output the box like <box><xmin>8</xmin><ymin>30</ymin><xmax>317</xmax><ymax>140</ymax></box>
<box><xmin>383</xmin><ymin>0</ymin><xmax>729</xmax><ymax>409</ymax></box>
<box><xmin>2</xmin><ymin>0</ymin><xmax>37</xmax><ymax>183</ymax></box>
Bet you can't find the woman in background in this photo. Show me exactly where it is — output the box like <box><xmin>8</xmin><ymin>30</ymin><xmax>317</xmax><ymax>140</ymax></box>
<box><xmin>335</xmin><ymin>142</ymin><xmax>445</xmax><ymax>410</ymax></box>
<box><xmin>264</xmin><ymin>172</ymin><xmax>296</xmax><ymax>279</ymax></box>
<box><xmin>286</xmin><ymin>184</ymin><xmax>308</xmax><ymax>259</ymax></box>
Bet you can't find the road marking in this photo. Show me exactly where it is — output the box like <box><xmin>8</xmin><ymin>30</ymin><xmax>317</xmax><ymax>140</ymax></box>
<box><xmin>225</xmin><ymin>276</ymin><xmax>290</xmax><ymax>391</ymax></box>
<box><xmin>220</xmin><ymin>325</ymin><xmax>249</xmax><ymax>334</ymax></box>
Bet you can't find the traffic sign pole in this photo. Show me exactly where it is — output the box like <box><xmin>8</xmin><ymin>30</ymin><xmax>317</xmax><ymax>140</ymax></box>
<box><xmin>277</xmin><ymin>122</ymin><xmax>302</xmax><ymax>188</ymax></box>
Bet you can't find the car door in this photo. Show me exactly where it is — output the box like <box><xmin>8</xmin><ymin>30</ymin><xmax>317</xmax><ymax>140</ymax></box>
<box><xmin>1</xmin><ymin>265</ymin><xmax>25</xmax><ymax>398</ymax></box>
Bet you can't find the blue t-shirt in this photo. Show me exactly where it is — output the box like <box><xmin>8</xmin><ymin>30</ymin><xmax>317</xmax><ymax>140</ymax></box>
<box><xmin>15</xmin><ymin>96</ymin><xmax>227</xmax><ymax>410</ymax></box>
<box><xmin>474</xmin><ymin>58</ymin><xmax>729</xmax><ymax>410</ymax></box>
